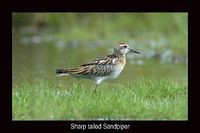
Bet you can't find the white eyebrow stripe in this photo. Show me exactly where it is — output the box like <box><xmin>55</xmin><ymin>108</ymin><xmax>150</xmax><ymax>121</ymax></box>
<box><xmin>119</xmin><ymin>44</ymin><xmax>128</xmax><ymax>47</ymax></box>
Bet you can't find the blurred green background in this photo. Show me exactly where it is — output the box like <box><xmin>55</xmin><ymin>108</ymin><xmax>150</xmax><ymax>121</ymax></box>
<box><xmin>12</xmin><ymin>13</ymin><xmax>188</xmax><ymax>86</ymax></box>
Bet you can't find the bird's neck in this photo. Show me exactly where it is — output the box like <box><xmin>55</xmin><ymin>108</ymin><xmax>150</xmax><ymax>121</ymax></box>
<box><xmin>112</xmin><ymin>53</ymin><xmax>126</xmax><ymax>65</ymax></box>
<box><xmin>113</xmin><ymin>52</ymin><xmax>126</xmax><ymax>58</ymax></box>
<box><xmin>119</xmin><ymin>54</ymin><xmax>126</xmax><ymax>65</ymax></box>
<box><xmin>112</xmin><ymin>50</ymin><xmax>127</xmax><ymax>65</ymax></box>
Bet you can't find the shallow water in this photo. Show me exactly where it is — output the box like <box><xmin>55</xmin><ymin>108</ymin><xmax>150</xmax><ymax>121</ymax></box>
<box><xmin>12</xmin><ymin>31</ymin><xmax>188</xmax><ymax>87</ymax></box>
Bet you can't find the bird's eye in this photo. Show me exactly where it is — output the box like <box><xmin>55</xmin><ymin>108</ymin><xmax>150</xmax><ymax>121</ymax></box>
<box><xmin>123</xmin><ymin>45</ymin><xmax>127</xmax><ymax>48</ymax></box>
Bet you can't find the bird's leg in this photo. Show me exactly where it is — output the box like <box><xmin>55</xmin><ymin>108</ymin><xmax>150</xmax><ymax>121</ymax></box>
<box><xmin>93</xmin><ymin>84</ymin><xmax>99</xmax><ymax>93</ymax></box>
<box><xmin>77</xmin><ymin>80</ymin><xmax>82</xmax><ymax>88</ymax></box>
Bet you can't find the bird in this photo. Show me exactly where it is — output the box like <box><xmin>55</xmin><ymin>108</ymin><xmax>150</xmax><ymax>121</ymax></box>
<box><xmin>56</xmin><ymin>41</ymin><xmax>140</xmax><ymax>91</ymax></box>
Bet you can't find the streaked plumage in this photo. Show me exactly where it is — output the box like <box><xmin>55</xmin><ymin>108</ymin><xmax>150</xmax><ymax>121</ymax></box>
<box><xmin>56</xmin><ymin>41</ymin><xmax>140</xmax><ymax>89</ymax></box>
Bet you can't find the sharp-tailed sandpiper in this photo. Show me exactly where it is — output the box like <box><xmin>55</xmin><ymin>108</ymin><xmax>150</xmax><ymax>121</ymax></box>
<box><xmin>56</xmin><ymin>41</ymin><xmax>140</xmax><ymax>90</ymax></box>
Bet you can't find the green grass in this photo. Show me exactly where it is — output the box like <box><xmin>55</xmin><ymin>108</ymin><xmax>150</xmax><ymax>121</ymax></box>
<box><xmin>12</xmin><ymin>78</ymin><xmax>188</xmax><ymax>120</ymax></box>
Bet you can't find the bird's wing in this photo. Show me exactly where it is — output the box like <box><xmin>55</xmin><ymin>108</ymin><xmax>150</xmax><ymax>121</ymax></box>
<box><xmin>81</xmin><ymin>54</ymin><xmax>118</xmax><ymax>67</ymax></box>
<box><xmin>73</xmin><ymin>55</ymin><xmax>118</xmax><ymax>77</ymax></box>
<box><xmin>57</xmin><ymin>55</ymin><xmax>119</xmax><ymax>77</ymax></box>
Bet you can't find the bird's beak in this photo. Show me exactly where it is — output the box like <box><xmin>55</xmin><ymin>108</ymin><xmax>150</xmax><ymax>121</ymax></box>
<box><xmin>129</xmin><ymin>48</ymin><xmax>140</xmax><ymax>54</ymax></box>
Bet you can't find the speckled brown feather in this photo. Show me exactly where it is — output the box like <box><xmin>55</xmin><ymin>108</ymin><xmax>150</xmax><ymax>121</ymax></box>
<box><xmin>56</xmin><ymin>54</ymin><xmax>124</xmax><ymax>77</ymax></box>
<box><xmin>56</xmin><ymin>42</ymin><xmax>140</xmax><ymax>85</ymax></box>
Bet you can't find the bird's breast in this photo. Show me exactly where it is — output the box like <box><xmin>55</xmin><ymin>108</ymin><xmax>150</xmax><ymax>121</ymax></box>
<box><xmin>108</xmin><ymin>57</ymin><xmax>126</xmax><ymax>80</ymax></box>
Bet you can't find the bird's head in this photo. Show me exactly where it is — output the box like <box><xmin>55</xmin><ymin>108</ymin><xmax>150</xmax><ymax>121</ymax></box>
<box><xmin>114</xmin><ymin>41</ymin><xmax>140</xmax><ymax>56</ymax></box>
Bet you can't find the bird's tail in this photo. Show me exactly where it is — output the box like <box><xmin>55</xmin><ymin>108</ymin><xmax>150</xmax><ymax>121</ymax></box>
<box><xmin>56</xmin><ymin>67</ymin><xmax>89</xmax><ymax>76</ymax></box>
<box><xmin>56</xmin><ymin>68</ymin><xmax>70</xmax><ymax>76</ymax></box>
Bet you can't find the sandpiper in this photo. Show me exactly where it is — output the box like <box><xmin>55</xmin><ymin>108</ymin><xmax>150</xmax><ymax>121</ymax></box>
<box><xmin>56</xmin><ymin>42</ymin><xmax>140</xmax><ymax>90</ymax></box>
